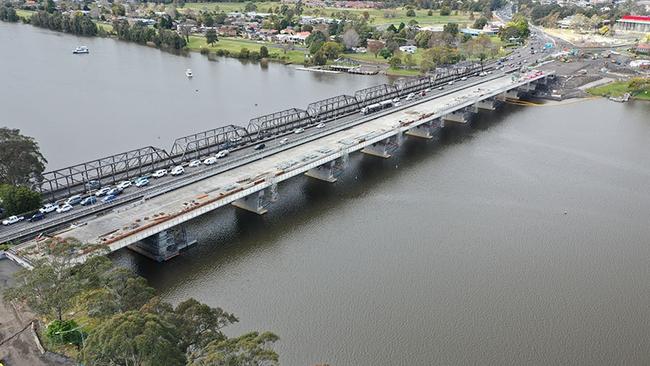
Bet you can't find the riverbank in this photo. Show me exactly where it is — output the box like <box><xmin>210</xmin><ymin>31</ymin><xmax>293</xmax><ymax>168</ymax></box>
<box><xmin>587</xmin><ymin>78</ymin><xmax>650</xmax><ymax>101</ymax></box>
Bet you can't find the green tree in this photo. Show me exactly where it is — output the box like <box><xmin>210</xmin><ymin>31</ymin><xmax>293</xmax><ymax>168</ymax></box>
<box><xmin>443</xmin><ymin>22</ymin><xmax>459</xmax><ymax>36</ymax></box>
<box><xmin>111</xmin><ymin>3</ymin><xmax>125</xmax><ymax>16</ymax></box>
<box><xmin>406</xmin><ymin>9</ymin><xmax>416</xmax><ymax>17</ymax></box>
<box><xmin>312</xmin><ymin>51</ymin><xmax>327</xmax><ymax>65</ymax></box>
<box><xmin>0</xmin><ymin>127</ymin><xmax>47</xmax><ymax>186</ymax></box>
<box><xmin>189</xmin><ymin>332</ymin><xmax>280</xmax><ymax>366</ymax></box>
<box><xmin>172</xmin><ymin>298</ymin><xmax>239</xmax><ymax>353</ymax></box>
<box><xmin>389</xmin><ymin>55</ymin><xmax>402</xmax><ymax>68</ymax></box>
<box><xmin>0</xmin><ymin>184</ymin><xmax>41</xmax><ymax>216</ymax></box>
<box><xmin>473</xmin><ymin>16</ymin><xmax>488</xmax><ymax>29</ymax></box>
<box><xmin>206</xmin><ymin>28</ymin><xmax>218</xmax><ymax>46</ymax></box>
<box><xmin>81</xmin><ymin>311</ymin><xmax>186</xmax><ymax>366</ymax></box>
<box><xmin>440</xmin><ymin>6</ymin><xmax>451</xmax><ymax>16</ymax></box>
<box><xmin>45</xmin><ymin>319</ymin><xmax>84</xmax><ymax>348</ymax></box>
<box><xmin>319</xmin><ymin>41</ymin><xmax>344</xmax><ymax>59</ymax></box>
<box><xmin>45</xmin><ymin>0</ymin><xmax>55</xmax><ymax>13</ymax></box>
<box><xmin>259</xmin><ymin>45</ymin><xmax>269</xmax><ymax>58</ymax></box>
<box><xmin>379</xmin><ymin>47</ymin><xmax>393</xmax><ymax>59</ymax></box>
<box><xmin>244</xmin><ymin>2</ymin><xmax>257</xmax><ymax>12</ymax></box>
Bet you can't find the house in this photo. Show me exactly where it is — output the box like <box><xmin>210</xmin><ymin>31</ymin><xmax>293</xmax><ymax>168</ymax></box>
<box><xmin>615</xmin><ymin>15</ymin><xmax>650</xmax><ymax>33</ymax></box>
<box><xmin>399</xmin><ymin>45</ymin><xmax>417</xmax><ymax>54</ymax></box>
<box><xmin>637</xmin><ymin>43</ymin><xmax>650</xmax><ymax>54</ymax></box>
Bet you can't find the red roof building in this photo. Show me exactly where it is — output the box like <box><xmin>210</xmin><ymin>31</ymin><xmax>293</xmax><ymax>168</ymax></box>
<box><xmin>616</xmin><ymin>15</ymin><xmax>650</xmax><ymax>32</ymax></box>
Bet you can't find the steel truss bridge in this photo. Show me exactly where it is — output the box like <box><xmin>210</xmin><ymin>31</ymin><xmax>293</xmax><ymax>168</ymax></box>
<box><xmin>33</xmin><ymin>64</ymin><xmax>486</xmax><ymax>200</ymax></box>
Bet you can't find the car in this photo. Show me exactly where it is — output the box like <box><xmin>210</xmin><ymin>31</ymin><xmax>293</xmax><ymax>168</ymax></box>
<box><xmin>102</xmin><ymin>194</ymin><xmax>117</xmax><ymax>204</ymax></box>
<box><xmin>438</xmin><ymin>86</ymin><xmax>444</xmax><ymax>90</ymax></box>
<box><xmin>66</xmin><ymin>195</ymin><xmax>83</xmax><ymax>205</ymax></box>
<box><xmin>95</xmin><ymin>187</ymin><xmax>112</xmax><ymax>197</ymax></box>
<box><xmin>279</xmin><ymin>137</ymin><xmax>289</xmax><ymax>145</ymax></box>
<box><xmin>216</xmin><ymin>150</ymin><xmax>230</xmax><ymax>159</ymax></box>
<box><xmin>56</xmin><ymin>204</ymin><xmax>73</xmax><ymax>213</ymax></box>
<box><xmin>229</xmin><ymin>136</ymin><xmax>242</xmax><ymax>143</ymax></box>
<box><xmin>460</xmin><ymin>76</ymin><xmax>467</xmax><ymax>81</ymax></box>
<box><xmin>80</xmin><ymin>196</ymin><xmax>97</xmax><ymax>206</ymax></box>
<box><xmin>85</xmin><ymin>180</ymin><xmax>101</xmax><ymax>191</ymax></box>
<box><xmin>152</xmin><ymin>169</ymin><xmax>167</xmax><ymax>178</ymax></box>
<box><xmin>392</xmin><ymin>97</ymin><xmax>400</xmax><ymax>103</ymax></box>
<box><xmin>254</xmin><ymin>143</ymin><xmax>266</xmax><ymax>150</ymax></box>
<box><xmin>188</xmin><ymin>159</ymin><xmax>201</xmax><ymax>168</ymax></box>
<box><xmin>425</xmin><ymin>88</ymin><xmax>431</xmax><ymax>93</ymax></box>
<box><xmin>28</xmin><ymin>212</ymin><xmax>46</xmax><ymax>222</ymax></box>
<box><xmin>405</xmin><ymin>93</ymin><xmax>415</xmax><ymax>101</ymax></box>
<box><xmin>117</xmin><ymin>180</ymin><xmax>132</xmax><ymax>189</ymax></box>
<box><xmin>316</xmin><ymin>123</ymin><xmax>325</xmax><ymax>129</ymax></box>
<box><xmin>203</xmin><ymin>157</ymin><xmax>218</xmax><ymax>165</ymax></box>
<box><xmin>2</xmin><ymin>215</ymin><xmax>24</xmax><ymax>226</ymax></box>
<box><xmin>479</xmin><ymin>71</ymin><xmax>487</xmax><ymax>76</ymax></box>
<box><xmin>39</xmin><ymin>203</ymin><xmax>58</xmax><ymax>213</ymax></box>
<box><xmin>135</xmin><ymin>178</ymin><xmax>150</xmax><ymax>187</ymax></box>
<box><xmin>448</xmin><ymin>81</ymin><xmax>454</xmax><ymax>85</ymax></box>
<box><xmin>294</xmin><ymin>128</ymin><xmax>305</xmax><ymax>134</ymax></box>
<box><xmin>171</xmin><ymin>166</ymin><xmax>184</xmax><ymax>176</ymax></box>
<box><xmin>107</xmin><ymin>187</ymin><xmax>122</xmax><ymax>196</ymax></box>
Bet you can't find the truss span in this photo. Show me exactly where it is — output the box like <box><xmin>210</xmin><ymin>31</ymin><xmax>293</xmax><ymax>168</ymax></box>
<box><xmin>170</xmin><ymin>125</ymin><xmax>250</xmax><ymax>161</ymax></box>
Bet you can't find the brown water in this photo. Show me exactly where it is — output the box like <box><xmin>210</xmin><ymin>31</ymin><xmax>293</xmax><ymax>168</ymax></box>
<box><xmin>4</xmin><ymin>21</ymin><xmax>650</xmax><ymax>366</ymax></box>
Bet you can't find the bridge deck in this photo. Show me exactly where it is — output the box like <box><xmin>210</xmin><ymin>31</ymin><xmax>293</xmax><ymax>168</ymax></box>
<box><xmin>11</xmin><ymin>73</ymin><xmax>548</xmax><ymax>265</ymax></box>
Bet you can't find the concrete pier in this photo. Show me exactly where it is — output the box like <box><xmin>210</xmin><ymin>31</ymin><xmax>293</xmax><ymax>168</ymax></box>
<box><xmin>473</xmin><ymin>98</ymin><xmax>496</xmax><ymax>111</ymax></box>
<box><xmin>443</xmin><ymin>109</ymin><xmax>469</xmax><ymax>123</ymax></box>
<box><xmin>306</xmin><ymin>161</ymin><xmax>339</xmax><ymax>182</ymax></box>
<box><xmin>505</xmin><ymin>89</ymin><xmax>520</xmax><ymax>99</ymax></box>
<box><xmin>129</xmin><ymin>227</ymin><xmax>196</xmax><ymax>262</ymax></box>
<box><xmin>406</xmin><ymin>120</ymin><xmax>441</xmax><ymax>139</ymax></box>
<box><xmin>232</xmin><ymin>190</ymin><xmax>268</xmax><ymax>214</ymax></box>
<box><xmin>361</xmin><ymin>137</ymin><xmax>398</xmax><ymax>158</ymax></box>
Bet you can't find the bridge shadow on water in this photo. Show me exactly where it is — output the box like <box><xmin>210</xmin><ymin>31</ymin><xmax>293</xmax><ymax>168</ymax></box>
<box><xmin>112</xmin><ymin>102</ymin><xmax>530</xmax><ymax>284</ymax></box>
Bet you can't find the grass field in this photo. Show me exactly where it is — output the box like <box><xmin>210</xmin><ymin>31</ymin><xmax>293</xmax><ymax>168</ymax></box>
<box><xmin>16</xmin><ymin>9</ymin><xmax>35</xmax><ymax>19</ymax></box>
<box><xmin>182</xmin><ymin>2</ymin><xmax>472</xmax><ymax>27</ymax></box>
<box><xmin>588</xmin><ymin>80</ymin><xmax>650</xmax><ymax>101</ymax></box>
<box><xmin>187</xmin><ymin>35</ymin><xmax>308</xmax><ymax>64</ymax></box>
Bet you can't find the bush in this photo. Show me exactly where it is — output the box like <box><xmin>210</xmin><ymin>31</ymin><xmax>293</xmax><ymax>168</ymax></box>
<box><xmin>260</xmin><ymin>45</ymin><xmax>269</xmax><ymax>58</ymax></box>
<box><xmin>406</xmin><ymin>9</ymin><xmax>416</xmax><ymax>17</ymax></box>
<box><xmin>46</xmin><ymin>319</ymin><xmax>84</xmax><ymax>347</ymax></box>
<box><xmin>200</xmin><ymin>47</ymin><xmax>209</xmax><ymax>55</ymax></box>
<box><xmin>427</xmin><ymin>10</ymin><xmax>433</xmax><ymax>16</ymax></box>
<box><xmin>440</xmin><ymin>6</ymin><xmax>451</xmax><ymax>16</ymax></box>
<box><xmin>238</xmin><ymin>47</ymin><xmax>250</xmax><ymax>59</ymax></box>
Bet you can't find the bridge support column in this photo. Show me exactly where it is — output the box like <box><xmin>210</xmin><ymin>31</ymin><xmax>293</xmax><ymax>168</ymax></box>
<box><xmin>406</xmin><ymin>119</ymin><xmax>441</xmax><ymax>139</ymax></box>
<box><xmin>472</xmin><ymin>98</ymin><xmax>496</xmax><ymax>111</ymax></box>
<box><xmin>129</xmin><ymin>226</ymin><xmax>196</xmax><ymax>262</ymax></box>
<box><xmin>442</xmin><ymin>109</ymin><xmax>469</xmax><ymax>124</ymax></box>
<box><xmin>232</xmin><ymin>190</ymin><xmax>268</xmax><ymax>214</ymax></box>
<box><xmin>306</xmin><ymin>157</ymin><xmax>346</xmax><ymax>183</ymax></box>
<box><xmin>361</xmin><ymin>136</ymin><xmax>398</xmax><ymax>158</ymax></box>
<box><xmin>505</xmin><ymin>89</ymin><xmax>520</xmax><ymax>100</ymax></box>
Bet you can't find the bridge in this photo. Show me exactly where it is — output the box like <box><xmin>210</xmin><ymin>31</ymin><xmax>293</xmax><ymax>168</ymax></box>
<box><xmin>2</xmin><ymin>67</ymin><xmax>554</xmax><ymax>268</ymax></box>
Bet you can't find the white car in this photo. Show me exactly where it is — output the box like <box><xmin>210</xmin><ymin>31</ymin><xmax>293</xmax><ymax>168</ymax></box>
<box><xmin>461</xmin><ymin>76</ymin><xmax>467</xmax><ymax>81</ymax></box>
<box><xmin>95</xmin><ymin>187</ymin><xmax>112</xmax><ymax>197</ymax></box>
<box><xmin>188</xmin><ymin>159</ymin><xmax>201</xmax><ymax>168</ymax></box>
<box><xmin>405</xmin><ymin>93</ymin><xmax>415</xmax><ymax>101</ymax></box>
<box><xmin>117</xmin><ymin>180</ymin><xmax>132</xmax><ymax>189</ymax></box>
<box><xmin>392</xmin><ymin>97</ymin><xmax>400</xmax><ymax>103</ymax></box>
<box><xmin>171</xmin><ymin>166</ymin><xmax>184</xmax><ymax>176</ymax></box>
<box><xmin>39</xmin><ymin>203</ymin><xmax>58</xmax><ymax>213</ymax></box>
<box><xmin>294</xmin><ymin>128</ymin><xmax>305</xmax><ymax>134</ymax></box>
<box><xmin>216</xmin><ymin>150</ymin><xmax>229</xmax><ymax>158</ymax></box>
<box><xmin>279</xmin><ymin>138</ymin><xmax>289</xmax><ymax>145</ymax></box>
<box><xmin>152</xmin><ymin>169</ymin><xmax>167</xmax><ymax>178</ymax></box>
<box><xmin>316</xmin><ymin>123</ymin><xmax>325</xmax><ymax>129</ymax></box>
<box><xmin>135</xmin><ymin>178</ymin><xmax>149</xmax><ymax>187</ymax></box>
<box><xmin>2</xmin><ymin>215</ymin><xmax>24</xmax><ymax>226</ymax></box>
<box><xmin>203</xmin><ymin>157</ymin><xmax>218</xmax><ymax>165</ymax></box>
<box><xmin>56</xmin><ymin>204</ymin><xmax>73</xmax><ymax>213</ymax></box>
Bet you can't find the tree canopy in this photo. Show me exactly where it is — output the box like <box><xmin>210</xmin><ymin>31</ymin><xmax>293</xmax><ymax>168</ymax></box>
<box><xmin>0</xmin><ymin>127</ymin><xmax>47</xmax><ymax>186</ymax></box>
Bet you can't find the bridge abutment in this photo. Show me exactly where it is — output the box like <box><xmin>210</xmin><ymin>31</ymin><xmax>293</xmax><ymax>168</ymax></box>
<box><xmin>129</xmin><ymin>226</ymin><xmax>196</xmax><ymax>262</ymax></box>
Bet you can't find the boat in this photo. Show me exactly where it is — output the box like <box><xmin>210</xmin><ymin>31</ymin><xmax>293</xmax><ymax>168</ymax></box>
<box><xmin>73</xmin><ymin>46</ymin><xmax>89</xmax><ymax>54</ymax></box>
<box><xmin>185</xmin><ymin>68</ymin><xmax>193</xmax><ymax>78</ymax></box>
<box><xmin>609</xmin><ymin>93</ymin><xmax>630</xmax><ymax>103</ymax></box>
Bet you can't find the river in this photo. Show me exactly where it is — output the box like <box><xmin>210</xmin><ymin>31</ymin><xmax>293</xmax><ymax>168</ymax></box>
<box><xmin>3</xmin><ymin>22</ymin><xmax>650</xmax><ymax>366</ymax></box>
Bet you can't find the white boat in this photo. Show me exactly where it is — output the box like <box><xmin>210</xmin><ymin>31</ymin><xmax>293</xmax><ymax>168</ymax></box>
<box><xmin>73</xmin><ymin>46</ymin><xmax>89</xmax><ymax>54</ymax></box>
<box><xmin>185</xmin><ymin>68</ymin><xmax>193</xmax><ymax>78</ymax></box>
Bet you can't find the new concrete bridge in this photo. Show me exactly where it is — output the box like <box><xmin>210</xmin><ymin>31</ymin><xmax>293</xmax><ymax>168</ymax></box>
<box><xmin>4</xmin><ymin>69</ymin><xmax>554</xmax><ymax>268</ymax></box>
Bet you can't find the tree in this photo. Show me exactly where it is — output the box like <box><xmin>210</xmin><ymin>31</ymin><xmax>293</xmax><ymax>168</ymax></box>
<box><xmin>367</xmin><ymin>39</ymin><xmax>384</xmax><ymax>58</ymax></box>
<box><xmin>473</xmin><ymin>16</ymin><xmax>488</xmax><ymax>29</ymax></box>
<box><xmin>379</xmin><ymin>47</ymin><xmax>393</xmax><ymax>59</ymax></box>
<box><xmin>45</xmin><ymin>319</ymin><xmax>84</xmax><ymax>348</ymax></box>
<box><xmin>81</xmin><ymin>311</ymin><xmax>186</xmax><ymax>366</ymax></box>
<box><xmin>244</xmin><ymin>2</ymin><xmax>257</xmax><ymax>12</ymax></box>
<box><xmin>206</xmin><ymin>28</ymin><xmax>218</xmax><ymax>46</ymax></box>
<box><xmin>305</xmin><ymin>30</ymin><xmax>326</xmax><ymax>48</ymax></box>
<box><xmin>312</xmin><ymin>51</ymin><xmax>327</xmax><ymax>65</ymax></box>
<box><xmin>404</xmin><ymin>53</ymin><xmax>416</xmax><ymax>68</ymax></box>
<box><xmin>189</xmin><ymin>332</ymin><xmax>280</xmax><ymax>366</ymax></box>
<box><xmin>0</xmin><ymin>128</ymin><xmax>47</xmax><ymax>186</ymax></box>
<box><xmin>440</xmin><ymin>6</ymin><xmax>451</xmax><ymax>16</ymax></box>
<box><xmin>443</xmin><ymin>22</ymin><xmax>459</xmax><ymax>36</ymax></box>
<box><xmin>342</xmin><ymin>28</ymin><xmax>360</xmax><ymax>49</ymax></box>
<box><xmin>319</xmin><ymin>41</ymin><xmax>344</xmax><ymax>59</ymax></box>
<box><xmin>389</xmin><ymin>55</ymin><xmax>402</xmax><ymax>68</ymax></box>
<box><xmin>0</xmin><ymin>184</ymin><xmax>41</xmax><ymax>216</ymax></box>
<box><xmin>111</xmin><ymin>3</ymin><xmax>125</xmax><ymax>16</ymax></box>
<box><xmin>259</xmin><ymin>45</ymin><xmax>269</xmax><ymax>58</ymax></box>
<box><xmin>45</xmin><ymin>0</ymin><xmax>55</xmax><ymax>13</ymax></box>
<box><xmin>171</xmin><ymin>298</ymin><xmax>238</xmax><ymax>353</ymax></box>
<box><xmin>406</xmin><ymin>9</ymin><xmax>416</xmax><ymax>17</ymax></box>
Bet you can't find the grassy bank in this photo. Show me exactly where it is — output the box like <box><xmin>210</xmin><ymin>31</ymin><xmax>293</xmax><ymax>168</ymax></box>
<box><xmin>187</xmin><ymin>35</ymin><xmax>308</xmax><ymax>64</ymax></box>
<box><xmin>588</xmin><ymin>79</ymin><xmax>650</xmax><ymax>101</ymax></box>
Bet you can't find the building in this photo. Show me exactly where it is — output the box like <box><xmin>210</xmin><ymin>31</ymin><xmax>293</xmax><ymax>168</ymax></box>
<box><xmin>615</xmin><ymin>15</ymin><xmax>650</xmax><ymax>33</ymax></box>
<box><xmin>399</xmin><ymin>45</ymin><xmax>417</xmax><ymax>54</ymax></box>
<box><xmin>637</xmin><ymin>43</ymin><xmax>650</xmax><ymax>54</ymax></box>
